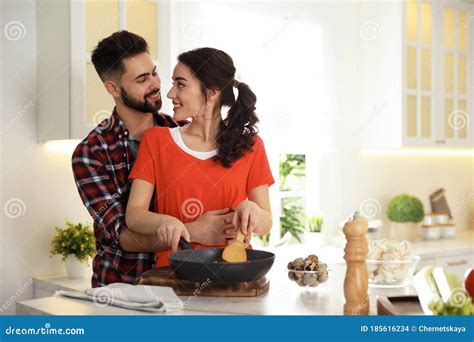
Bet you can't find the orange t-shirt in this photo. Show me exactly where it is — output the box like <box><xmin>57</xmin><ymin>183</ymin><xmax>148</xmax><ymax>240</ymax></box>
<box><xmin>128</xmin><ymin>127</ymin><xmax>275</xmax><ymax>267</ymax></box>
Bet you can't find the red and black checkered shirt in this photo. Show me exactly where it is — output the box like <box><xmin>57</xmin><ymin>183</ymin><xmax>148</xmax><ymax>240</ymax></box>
<box><xmin>72</xmin><ymin>108</ymin><xmax>183</xmax><ymax>287</ymax></box>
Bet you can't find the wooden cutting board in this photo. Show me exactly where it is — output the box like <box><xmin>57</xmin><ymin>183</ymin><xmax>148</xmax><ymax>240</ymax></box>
<box><xmin>138</xmin><ymin>268</ymin><xmax>269</xmax><ymax>297</ymax></box>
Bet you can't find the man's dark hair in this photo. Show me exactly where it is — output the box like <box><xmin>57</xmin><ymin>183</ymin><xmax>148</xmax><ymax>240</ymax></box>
<box><xmin>91</xmin><ymin>30</ymin><xmax>149</xmax><ymax>82</ymax></box>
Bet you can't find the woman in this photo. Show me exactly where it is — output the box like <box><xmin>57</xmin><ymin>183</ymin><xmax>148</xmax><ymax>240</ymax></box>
<box><xmin>125</xmin><ymin>47</ymin><xmax>274</xmax><ymax>267</ymax></box>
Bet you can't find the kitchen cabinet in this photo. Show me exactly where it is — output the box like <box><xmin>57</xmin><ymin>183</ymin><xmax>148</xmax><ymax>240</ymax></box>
<box><xmin>436</xmin><ymin>253</ymin><xmax>473</xmax><ymax>279</ymax></box>
<box><xmin>37</xmin><ymin>0</ymin><xmax>170</xmax><ymax>141</ymax></box>
<box><xmin>361</xmin><ymin>0</ymin><xmax>473</xmax><ymax>149</ymax></box>
<box><xmin>417</xmin><ymin>252</ymin><xmax>473</xmax><ymax>279</ymax></box>
<box><xmin>403</xmin><ymin>0</ymin><xmax>473</xmax><ymax>148</ymax></box>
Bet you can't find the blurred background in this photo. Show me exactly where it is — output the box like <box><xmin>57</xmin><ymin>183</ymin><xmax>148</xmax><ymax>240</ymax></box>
<box><xmin>0</xmin><ymin>0</ymin><xmax>472</xmax><ymax>314</ymax></box>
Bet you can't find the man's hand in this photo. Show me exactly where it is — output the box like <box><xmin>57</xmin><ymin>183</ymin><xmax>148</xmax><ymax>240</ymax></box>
<box><xmin>188</xmin><ymin>208</ymin><xmax>236</xmax><ymax>245</ymax></box>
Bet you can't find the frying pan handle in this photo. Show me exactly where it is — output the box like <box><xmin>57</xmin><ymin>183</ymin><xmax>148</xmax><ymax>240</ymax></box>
<box><xmin>178</xmin><ymin>237</ymin><xmax>193</xmax><ymax>250</ymax></box>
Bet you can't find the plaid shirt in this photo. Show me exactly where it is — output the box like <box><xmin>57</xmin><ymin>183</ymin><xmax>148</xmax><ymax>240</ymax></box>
<box><xmin>72</xmin><ymin>108</ymin><xmax>183</xmax><ymax>287</ymax></box>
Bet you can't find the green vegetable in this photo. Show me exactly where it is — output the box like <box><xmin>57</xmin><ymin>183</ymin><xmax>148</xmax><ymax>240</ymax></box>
<box><xmin>386</xmin><ymin>194</ymin><xmax>424</xmax><ymax>223</ymax></box>
<box><xmin>415</xmin><ymin>266</ymin><xmax>473</xmax><ymax>316</ymax></box>
<box><xmin>50</xmin><ymin>221</ymin><xmax>96</xmax><ymax>263</ymax></box>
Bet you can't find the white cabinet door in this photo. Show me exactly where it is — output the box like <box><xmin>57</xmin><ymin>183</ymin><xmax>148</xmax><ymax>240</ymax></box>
<box><xmin>402</xmin><ymin>0</ymin><xmax>473</xmax><ymax>148</ymax></box>
<box><xmin>38</xmin><ymin>0</ymin><xmax>162</xmax><ymax>141</ymax></box>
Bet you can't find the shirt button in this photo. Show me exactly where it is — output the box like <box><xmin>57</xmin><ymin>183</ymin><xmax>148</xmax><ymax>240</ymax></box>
<box><xmin>119</xmin><ymin>134</ymin><xmax>122</xmax><ymax>138</ymax></box>
<box><xmin>124</xmin><ymin>131</ymin><xmax>128</xmax><ymax>135</ymax></box>
<box><xmin>123</xmin><ymin>153</ymin><xmax>126</xmax><ymax>157</ymax></box>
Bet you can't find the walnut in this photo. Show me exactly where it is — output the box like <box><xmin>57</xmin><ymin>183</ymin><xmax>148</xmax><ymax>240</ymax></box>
<box><xmin>292</xmin><ymin>257</ymin><xmax>305</xmax><ymax>270</ymax></box>
<box><xmin>287</xmin><ymin>254</ymin><xmax>329</xmax><ymax>287</ymax></box>
<box><xmin>304</xmin><ymin>259</ymin><xmax>318</xmax><ymax>271</ymax></box>
<box><xmin>317</xmin><ymin>271</ymin><xmax>329</xmax><ymax>283</ymax></box>
<box><xmin>316</xmin><ymin>263</ymin><xmax>328</xmax><ymax>272</ymax></box>
<box><xmin>306</xmin><ymin>254</ymin><xmax>319</xmax><ymax>263</ymax></box>
<box><xmin>293</xmin><ymin>271</ymin><xmax>304</xmax><ymax>279</ymax></box>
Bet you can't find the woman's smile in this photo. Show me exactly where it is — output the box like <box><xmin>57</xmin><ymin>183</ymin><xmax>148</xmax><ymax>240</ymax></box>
<box><xmin>173</xmin><ymin>102</ymin><xmax>182</xmax><ymax>112</ymax></box>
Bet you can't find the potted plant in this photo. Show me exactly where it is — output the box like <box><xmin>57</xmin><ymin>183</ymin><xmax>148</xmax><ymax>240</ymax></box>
<box><xmin>50</xmin><ymin>221</ymin><xmax>95</xmax><ymax>278</ymax></box>
<box><xmin>386</xmin><ymin>194</ymin><xmax>424</xmax><ymax>241</ymax></box>
<box><xmin>305</xmin><ymin>215</ymin><xmax>324</xmax><ymax>248</ymax></box>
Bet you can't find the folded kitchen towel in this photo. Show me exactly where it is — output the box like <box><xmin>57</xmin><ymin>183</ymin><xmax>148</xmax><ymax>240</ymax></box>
<box><xmin>54</xmin><ymin>283</ymin><xmax>184</xmax><ymax>313</ymax></box>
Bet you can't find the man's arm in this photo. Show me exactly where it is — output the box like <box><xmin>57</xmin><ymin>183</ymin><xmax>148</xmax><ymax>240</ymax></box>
<box><xmin>118</xmin><ymin>221</ymin><xmax>203</xmax><ymax>252</ymax></box>
<box><xmin>72</xmin><ymin>142</ymin><xmax>149</xmax><ymax>251</ymax></box>
<box><xmin>120</xmin><ymin>211</ymin><xmax>236</xmax><ymax>252</ymax></box>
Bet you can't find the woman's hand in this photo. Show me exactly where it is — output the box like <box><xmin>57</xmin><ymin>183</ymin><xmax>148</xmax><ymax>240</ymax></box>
<box><xmin>232</xmin><ymin>200</ymin><xmax>261</xmax><ymax>245</ymax></box>
<box><xmin>156</xmin><ymin>217</ymin><xmax>190</xmax><ymax>252</ymax></box>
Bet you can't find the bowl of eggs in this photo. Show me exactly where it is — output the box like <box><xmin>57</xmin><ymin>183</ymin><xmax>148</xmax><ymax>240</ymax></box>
<box><xmin>287</xmin><ymin>254</ymin><xmax>329</xmax><ymax>289</ymax></box>
<box><xmin>366</xmin><ymin>239</ymin><xmax>420</xmax><ymax>287</ymax></box>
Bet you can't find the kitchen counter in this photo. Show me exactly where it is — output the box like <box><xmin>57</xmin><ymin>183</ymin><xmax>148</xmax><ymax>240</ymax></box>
<box><xmin>18</xmin><ymin>262</ymin><xmax>415</xmax><ymax>316</ymax></box>
<box><xmin>408</xmin><ymin>230</ymin><xmax>473</xmax><ymax>259</ymax></box>
<box><xmin>17</xmin><ymin>230</ymin><xmax>472</xmax><ymax>316</ymax></box>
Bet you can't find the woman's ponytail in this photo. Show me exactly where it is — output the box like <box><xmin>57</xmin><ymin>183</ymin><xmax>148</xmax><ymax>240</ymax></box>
<box><xmin>215</xmin><ymin>81</ymin><xmax>259</xmax><ymax>168</ymax></box>
<box><xmin>177</xmin><ymin>48</ymin><xmax>259</xmax><ymax>168</ymax></box>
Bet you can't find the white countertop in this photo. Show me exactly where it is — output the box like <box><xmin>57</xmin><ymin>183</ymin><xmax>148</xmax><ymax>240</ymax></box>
<box><xmin>17</xmin><ymin>230</ymin><xmax>473</xmax><ymax>316</ymax></box>
<box><xmin>18</xmin><ymin>260</ymin><xmax>416</xmax><ymax>316</ymax></box>
<box><xmin>408</xmin><ymin>230</ymin><xmax>473</xmax><ymax>259</ymax></box>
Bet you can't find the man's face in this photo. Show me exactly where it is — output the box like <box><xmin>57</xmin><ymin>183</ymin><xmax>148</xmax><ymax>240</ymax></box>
<box><xmin>119</xmin><ymin>52</ymin><xmax>162</xmax><ymax>113</ymax></box>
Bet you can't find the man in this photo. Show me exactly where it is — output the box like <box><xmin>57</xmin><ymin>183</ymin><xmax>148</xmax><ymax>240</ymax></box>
<box><xmin>72</xmin><ymin>31</ymin><xmax>236</xmax><ymax>287</ymax></box>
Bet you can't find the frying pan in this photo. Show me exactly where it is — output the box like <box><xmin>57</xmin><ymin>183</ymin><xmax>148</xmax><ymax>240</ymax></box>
<box><xmin>168</xmin><ymin>238</ymin><xmax>275</xmax><ymax>284</ymax></box>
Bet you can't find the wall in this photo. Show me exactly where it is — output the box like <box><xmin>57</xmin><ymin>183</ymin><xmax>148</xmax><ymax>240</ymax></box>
<box><xmin>167</xmin><ymin>0</ymin><xmax>473</xmax><ymax>241</ymax></box>
<box><xmin>0</xmin><ymin>0</ymin><xmax>472</xmax><ymax>313</ymax></box>
<box><xmin>0</xmin><ymin>0</ymin><xmax>91</xmax><ymax>314</ymax></box>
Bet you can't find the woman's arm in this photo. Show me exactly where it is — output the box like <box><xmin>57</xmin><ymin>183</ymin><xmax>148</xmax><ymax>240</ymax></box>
<box><xmin>125</xmin><ymin>179</ymin><xmax>177</xmax><ymax>234</ymax></box>
<box><xmin>120</xmin><ymin>210</ymin><xmax>236</xmax><ymax>252</ymax></box>
<box><xmin>233</xmin><ymin>184</ymin><xmax>272</xmax><ymax>239</ymax></box>
<box><xmin>125</xmin><ymin>178</ymin><xmax>190</xmax><ymax>251</ymax></box>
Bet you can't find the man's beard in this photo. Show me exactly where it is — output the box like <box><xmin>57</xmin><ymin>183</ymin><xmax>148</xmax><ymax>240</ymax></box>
<box><xmin>120</xmin><ymin>86</ymin><xmax>162</xmax><ymax>113</ymax></box>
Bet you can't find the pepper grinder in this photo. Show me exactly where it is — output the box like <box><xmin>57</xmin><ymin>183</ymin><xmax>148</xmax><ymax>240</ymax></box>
<box><xmin>343</xmin><ymin>211</ymin><xmax>369</xmax><ymax>315</ymax></box>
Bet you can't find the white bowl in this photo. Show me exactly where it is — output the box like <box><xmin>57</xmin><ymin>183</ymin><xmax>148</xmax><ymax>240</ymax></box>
<box><xmin>423</xmin><ymin>214</ymin><xmax>448</xmax><ymax>225</ymax></box>
<box><xmin>366</xmin><ymin>256</ymin><xmax>421</xmax><ymax>287</ymax></box>
<box><xmin>421</xmin><ymin>225</ymin><xmax>441</xmax><ymax>240</ymax></box>
<box><xmin>441</xmin><ymin>224</ymin><xmax>456</xmax><ymax>239</ymax></box>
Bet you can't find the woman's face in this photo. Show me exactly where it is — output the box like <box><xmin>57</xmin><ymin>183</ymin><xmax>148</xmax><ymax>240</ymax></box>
<box><xmin>167</xmin><ymin>62</ymin><xmax>208</xmax><ymax>121</ymax></box>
